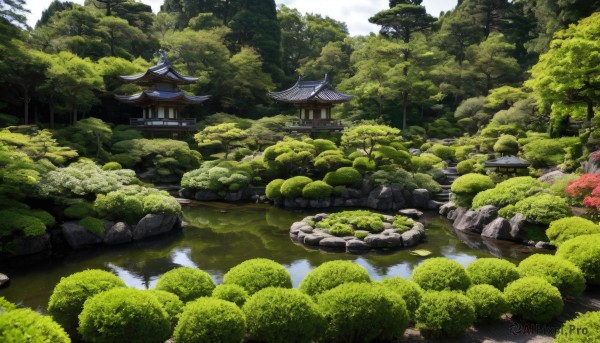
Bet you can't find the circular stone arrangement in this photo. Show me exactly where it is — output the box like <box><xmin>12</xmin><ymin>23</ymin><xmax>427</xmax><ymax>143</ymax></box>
<box><xmin>289</xmin><ymin>211</ymin><xmax>426</xmax><ymax>252</ymax></box>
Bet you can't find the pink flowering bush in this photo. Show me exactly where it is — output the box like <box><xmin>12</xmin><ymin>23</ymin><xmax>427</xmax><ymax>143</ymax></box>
<box><xmin>565</xmin><ymin>174</ymin><xmax>600</xmax><ymax>216</ymax></box>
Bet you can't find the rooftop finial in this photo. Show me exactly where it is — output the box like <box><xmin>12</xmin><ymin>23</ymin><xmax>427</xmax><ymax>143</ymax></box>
<box><xmin>324</xmin><ymin>73</ymin><xmax>330</xmax><ymax>83</ymax></box>
<box><xmin>158</xmin><ymin>49</ymin><xmax>169</xmax><ymax>65</ymax></box>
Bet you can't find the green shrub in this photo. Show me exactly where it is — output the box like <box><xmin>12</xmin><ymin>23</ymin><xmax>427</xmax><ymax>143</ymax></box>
<box><xmin>498</xmin><ymin>194</ymin><xmax>570</xmax><ymax>225</ymax></box>
<box><xmin>0</xmin><ymin>297</ymin><xmax>16</xmax><ymax>312</ymax></box>
<box><xmin>380</xmin><ymin>277</ymin><xmax>424</xmax><ymax>321</ymax></box>
<box><xmin>142</xmin><ymin>193</ymin><xmax>182</xmax><ymax>215</ymax></box>
<box><xmin>329</xmin><ymin>223</ymin><xmax>354</xmax><ymax>237</ymax></box>
<box><xmin>310</xmin><ymin>138</ymin><xmax>337</xmax><ymax>154</ymax></box>
<box><xmin>102</xmin><ymin>162</ymin><xmax>122</xmax><ymax>170</ymax></box>
<box><xmin>412</xmin><ymin>257</ymin><xmax>471</xmax><ymax>291</ymax></box>
<box><xmin>0</xmin><ymin>210</ymin><xmax>48</xmax><ymax>238</ymax></box>
<box><xmin>455</xmin><ymin>145</ymin><xmax>476</xmax><ymax>161</ymax></box>
<box><xmin>370</xmin><ymin>168</ymin><xmax>417</xmax><ymax>188</ymax></box>
<box><xmin>0</xmin><ymin>308</ymin><xmax>70</xmax><ymax>343</ymax></box>
<box><xmin>427</xmin><ymin>144</ymin><xmax>455</xmax><ymax>160</ymax></box>
<box><xmin>212</xmin><ymin>284</ymin><xmax>249</xmax><ymax>307</ymax></box>
<box><xmin>302</xmin><ymin>181</ymin><xmax>334</xmax><ymax>199</ymax></box>
<box><xmin>493</xmin><ymin>135</ymin><xmax>519</xmax><ymax>155</ymax></box>
<box><xmin>517</xmin><ymin>254</ymin><xmax>586</xmax><ymax>298</ymax></box>
<box><xmin>94</xmin><ymin>191</ymin><xmax>144</xmax><ymax>223</ymax></box>
<box><xmin>79</xmin><ymin>288</ymin><xmax>171</xmax><ymax>343</ymax></box>
<box><xmin>413</xmin><ymin>173</ymin><xmax>442</xmax><ymax>192</ymax></box>
<box><xmin>223</xmin><ymin>258</ymin><xmax>292</xmax><ymax>295</ymax></box>
<box><xmin>504</xmin><ymin>276</ymin><xmax>563</xmax><ymax>323</ymax></box>
<box><xmin>392</xmin><ymin>215</ymin><xmax>414</xmax><ymax>231</ymax></box>
<box><xmin>64</xmin><ymin>202</ymin><xmax>96</xmax><ymax>219</ymax></box>
<box><xmin>15</xmin><ymin>208</ymin><xmax>56</xmax><ymax>227</ymax></box>
<box><xmin>47</xmin><ymin>269</ymin><xmax>125</xmax><ymax>333</ymax></box>
<box><xmin>547</xmin><ymin>217</ymin><xmax>600</xmax><ymax>247</ymax></box>
<box><xmin>465</xmin><ymin>258</ymin><xmax>519</xmax><ymax>290</ymax></box>
<box><xmin>554</xmin><ymin>311</ymin><xmax>600</xmax><ymax>343</ymax></box>
<box><xmin>145</xmin><ymin>290</ymin><xmax>183</xmax><ymax>332</ymax></box>
<box><xmin>411</xmin><ymin>153</ymin><xmax>444</xmax><ymax>172</ymax></box>
<box><xmin>472</xmin><ymin>176</ymin><xmax>546</xmax><ymax>210</ymax></box>
<box><xmin>280</xmin><ymin>176</ymin><xmax>313</xmax><ymax>198</ymax></box>
<box><xmin>317</xmin><ymin>282</ymin><xmax>409</xmax><ymax>342</ymax></box>
<box><xmin>332</xmin><ymin>185</ymin><xmax>345</xmax><ymax>196</ymax></box>
<box><xmin>174</xmin><ymin>297</ymin><xmax>245</xmax><ymax>343</ymax></box>
<box><xmin>451</xmin><ymin>173</ymin><xmax>495</xmax><ymax>208</ymax></box>
<box><xmin>317</xmin><ymin>210</ymin><xmax>385</xmax><ymax>233</ymax></box>
<box><xmin>456</xmin><ymin>159</ymin><xmax>476</xmax><ymax>175</ymax></box>
<box><xmin>523</xmin><ymin>137</ymin><xmax>580</xmax><ymax>168</ymax></box>
<box><xmin>354</xmin><ymin>230</ymin><xmax>369</xmax><ymax>240</ymax></box>
<box><xmin>373</xmin><ymin>145</ymin><xmax>411</xmax><ymax>166</ymax></box>
<box><xmin>323</xmin><ymin>167</ymin><xmax>362</xmax><ymax>186</ymax></box>
<box><xmin>352</xmin><ymin>156</ymin><xmax>375</xmax><ymax>173</ymax></box>
<box><xmin>243</xmin><ymin>287</ymin><xmax>325</xmax><ymax>343</ymax></box>
<box><xmin>415</xmin><ymin>290</ymin><xmax>476</xmax><ymax>338</ymax></box>
<box><xmin>79</xmin><ymin>217</ymin><xmax>105</xmax><ymax>237</ymax></box>
<box><xmin>466</xmin><ymin>285</ymin><xmax>508</xmax><ymax>322</ymax></box>
<box><xmin>313</xmin><ymin>150</ymin><xmax>351</xmax><ymax>173</ymax></box>
<box><xmin>155</xmin><ymin>267</ymin><xmax>215</xmax><ymax>302</ymax></box>
<box><xmin>265</xmin><ymin>178</ymin><xmax>285</xmax><ymax>200</ymax></box>
<box><xmin>556</xmin><ymin>234</ymin><xmax>600</xmax><ymax>285</ymax></box>
<box><xmin>299</xmin><ymin>260</ymin><xmax>371</xmax><ymax>296</ymax></box>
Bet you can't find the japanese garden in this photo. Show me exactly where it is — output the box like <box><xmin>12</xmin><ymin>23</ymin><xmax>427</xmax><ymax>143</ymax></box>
<box><xmin>1</xmin><ymin>0</ymin><xmax>600</xmax><ymax>342</ymax></box>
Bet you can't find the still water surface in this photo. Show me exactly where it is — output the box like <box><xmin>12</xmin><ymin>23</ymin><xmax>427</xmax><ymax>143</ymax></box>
<box><xmin>0</xmin><ymin>202</ymin><xmax>538</xmax><ymax>311</ymax></box>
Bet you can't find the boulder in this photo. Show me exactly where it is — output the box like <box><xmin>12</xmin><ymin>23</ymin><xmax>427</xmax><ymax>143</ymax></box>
<box><xmin>427</xmin><ymin>200</ymin><xmax>444</xmax><ymax>210</ymax></box>
<box><xmin>409</xmin><ymin>148</ymin><xmax>421</xmax><ymax>156</ymax></box>
<box><xmin>313</xmin><ymin>213</ymin><xmax>329</xmax><ymax>222</ymax></box>
<box><xmin>132</xmin><ymin>214</ymin><xmax>178</xmax><ymax>241</ymax></box>
<box><xmin>538</xmin><ymin>170</ymin><xmax>566</xmax><ymax>185</ymax></box>
<box><xmin>194</xmin><ymin>190</ymin><xmax>220</xmax><ymax>201</ymax></box>
<box><xmin>447</xmin><ymin>207</ymin><xmax>467</xmax><ymax>221</ymax></box>
<box><xmin>62</xmin><ymin>222</ymin><xmax>103</xmax><ymax>249</ymax></box>
<box><xmin>299</xmin><ymin>225</ymin><xmax>314</xmax><ymax>234</ymax></box>
<box><xmin>341</xmin><ymin>188</ymin><xmax>362</xmax><ymax>199</ymax></box>
<box><xmin>0</xmin><ymin>273</ymin><xmax>9</xmax><ymax>288</ymax></box>
<box><xmin>304</xmin><ymin>234</ymin><xmax>326</xmax><ymax>246</ymax></box>
<box><xmin>7</xmin><ymin>234</ymin><xmax>51</xmax><ymax>257</ymax></box>
<box><xmin>104</xmin><ymin>222</ymin><xmax>132</xmax><ymax>245</ymax></box>
<box><xmin>364</xmin><ymin>233</ymin><xmax>402</xmax><ymax>248</ymax></box>
<box><xmin>412</xmin><ymin>189</ymin><xmax>431</xmax><ymax>209</ymax></box>
<box><xmin>439</xmin><ymin>202</ymin><xmax>456</xmax><ymax>216</ymax></box>
<box><xmin>297</xmin><ymin>231</ymin><xmax>308</xmax><ymax>241</ymax></box>
<box><xmin>347</xmin><ymin>239</ymin><xmax>371</xmax><ymax>250</ymax></box>
<box><xmin>392</xmin><ymin>187</ymin><xmax>406</xmax><ymax>207</ymax></box>
<box><xmin>333</xmin><ymin>197</ymin><xmax>344</xmax><ymax>207</ymax></box>
<box><xmin>382</xmin><ymin>229</ymin><xmax>397</xmax><ymax>236</ymax></box>
<box><xmin>412</xmin><ymin>222</ymin><xmax>425</xmax><ymax>234</ymax></box>
<box><xmin>382</xmin><ymin>222</ymin><xmax>393</xmax><ymax>231</ymax></box>
<box><xmin>178</xmin><ymin>188</ymin><xmax>194</xmax><ymax>199</ymax></box>
<box><xmin>509</xmin><ymin>213</ymin><xmax>528</xmax><ymax>241</ymax></box>
<box><xmin>294</xmin><ymin>198</ymin><xmax>309</xmax><ymax>208</ymax></box>
<box><xmin>367</xmin><ymin>185</ymin><xmax>394</xmax><ymax>210</ymax></box>
<box><xmin>535</xmin><ymin>241</ymin><xmax>554</xmax><ymax>250</ymax></box>
<box><xmin>398</xmin><ymin>209</ymin><xmax>423</xmax><ymax>220</ymax></box>
<box><xmin>453</xmin><ymin>206</ymin><xmax>498</xmax><ymax>234</ymax></box>
<box><xmin>481</xmin><ymin>218</ymin><xmax>513</xmax><ymax>241</ymax></box>
<box><xmin>223</xmin><ymin>191</ymin><xmax>243</xmax><ymax>202</ymax></box>
<box><xmin>290</xmin><ymin>221</ymin><xmax>307</xmax><ymax>233</ymax></box>
<box><xmin>360</xmin><ymin>179</ymin><xmax>373</xmax><ymax>196</ymax></box>
<box><xmin>284</xmin><ymin>198</ymin><xmax>296</xmax><ymax>208</ymax></box>
<box><xmin>319</xmin><ymin>237</ymin><xmax>347</xmax><ymax>248</ymax></box>
<box><xmin>345</xmin><ymin>198</ymin><xmax>366</xmax><ymax>207</ymax></box>
<box><xmin>401</xmin><ymin>229</ymin><xmax>423</xmax><ymax>247</ymax></box>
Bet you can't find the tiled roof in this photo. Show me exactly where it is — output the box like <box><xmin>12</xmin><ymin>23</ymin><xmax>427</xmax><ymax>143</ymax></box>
<box><xmin>115</xmin><ymin>90</ymin><xmax>210</xmax><ymax>105</ymax></box>
<box><xmin>120</xmin><ymin>60</ymin><xmax>198</xmax><ymax>86</ymax></box>
<box><xmin>269</xmin><ymin>75</ymin><xmax>353</xmax><ymax>104</ymax></box>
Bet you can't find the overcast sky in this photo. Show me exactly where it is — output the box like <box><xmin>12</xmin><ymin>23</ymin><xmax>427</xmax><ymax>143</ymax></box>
<box><xmin>24</xmin><ymin>0</ymin><xmax>457</xmax><ymax>36</ymax></box>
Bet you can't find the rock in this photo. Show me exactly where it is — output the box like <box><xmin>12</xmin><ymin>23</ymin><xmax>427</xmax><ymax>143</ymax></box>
<box><xmin>132</xmin><ymin>214</ymin><xmax>178</xmax><ymax>241</ymax></box>
<box><xmin>284</xmin><ymin>198</ymin><xmax>296</xmax><ymax>208</ymax></box>
<box><xmin>538</xmin><ymin>170</ymin><xmax>566</xmax><ymax>185</ymax></box>
<box><xmin>412</xmin><ymin>189</ymin><xmax>430</xmax><ymax>209</ymax></box>
<box><xmin>304</xmin><ymin>234</ymin><xmax>326</xmax><ymax>246</ymax></box>
<box><xmin>313</xmin><ymin>213</ymin><xmax>329</xmax><ymax>222</ymax></box>
<box><xmin>409</xmin><ymin>148</ymin><xmax>421</xmax><ymax>156</ymax></box>
<box><xmin>291</xmin><ymin>221</ymin><xmax>307</xmax><ymax>232</ymax></box>
<box><xmin>0</xmin><ymin>273</ymin><xmax>9</xmax><ymax>288</ymax></box>
<box><xmin>333</xmin><ymin>197</ymin><xmax>344</xmax><ymax>207</ymax></box>
<box><xmin>453</xmin><ymin>206</ymin><xmax>498</xmax><ymax>234</ymax></box>
<box><xmin>583</xmin><ymin>153</ymin><xmax>600</xmax><ymax>174</ymax></box>
<box><xmin>223</xmin><ymin>191</ymin><xmax>243</xmax><ymax>202</ymax></box>
<box><xmin>319</xmin><ymin>237</ymin><xmax>347</xmax><ymax>248</ymax></box>
<box><xmin>439</xmin><ymin>202</ymin><xmax>456</xmax><ymax>216</ymax></box>
<box><xmin>297</xmin><ymin>231</ymin><xmax>308</xmax><ymax>241</ymax></box>
<box><xmin>299</xmin><ymin>225</ymin><xmax>314</xmax><ymax>234</ymax></box>
<box><xmin>104</xmin><ymin>222</ymin><xmax>132</xmax><ymax>245</ymax></box>
<box><xmin>401</xmin><ymin>229</ymin><xmax>423</xmax><ymax>247</ymax></box>
<box><xmin>295</xmin><ymin>198</ymin><xmax>309</xmax><ymax>208</ymax></box>
<box><xmin>382</xmin><ymin>222</ymin><xmax>393</xmax><ymax>231</ymax></box>
<box><xmin>301</xmin><ymin>216</ymin><xmax>315</xmax><ymax>223</ymax></box>
<box><xmin>412</xmin><ymin>222</ymin><xmax>425</xmax><ymax>234</ymax></box>
<box><xmin>509</xmin><ymin>213</ymin><xmax>528</xmax><ymax>241</ymax></box>
<box><xmin>392</xmin><ymin>187</ymin><xmax>406</xmax><ymax>207</ymax></box>
<box><xmin>382</xmin><ymin>215</ymin><xmax>395</xmax><ymax>223</ymax></box>
<box><xmin>62</xmin><ymin>222</ymin><xmax>103</xmax><ymax>249</ymax></box>
<box><xmin>427</xmin><ymin>200</ymin><xmax>444</xmax><ymax>210</ymax></box>
<box><xmin>382</xmin><ymin>229</ymin><xmax>397</xmax><ymax>236</ymax></box>
<box><xmin>360</xmin><ymin>179</ymin><xmax>373</xmax><ymax>196</ymax></box>
<box><xmin>345</xmin><ymin>198</ymin><xmax>366</xmax><ymax>207</ymax></box>
<box><xmin>178</xmin><ymin>188</ymin><xmax>194</xmax><ymax>199</ymax></box>
<box><xmin>367</xmin><ymin>185</ymin><xmax>394</xmax><ymax>210</ymax></box>
<box><xmin>535</xmin><ymin>241</ymin><xmax>554</xmax><ymax>249</ymax></box>
<box><xmin>342</xmin><ymin>188</ymin><xmax>362</xmax><ymax>199</ymax></box>
<box><xmin>481</xmin><ymin>218</ymin><xmax>513</xmax><ymax>241</ymax></box>
<box><xmin>194</xmin><ymin>190</ymin><xmax>220</xmax><ymax>201</ymax></box>
<box><xmin>309</xmin><ymin>199</ymin><xmax>331</xmax><ymax>208</ymax></box>
<box><xmin>364</xmin><ymin>233</ymin><xmax>402</xmax><ymax>248</ymax></box>
<box><xmin>398</xmin><ymin>209</ymin><xmax>423</xmax><ymax>220</ymax></box>
<box><xmin>347</xmin><ymin>239</ymin><xmax>371</xmax><ymax>250</ymax></box>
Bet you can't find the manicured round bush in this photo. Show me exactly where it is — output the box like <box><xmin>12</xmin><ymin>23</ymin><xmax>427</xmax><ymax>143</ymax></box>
<box><xmin>313</xmin><ymin>150</ymin><xmax>351</xmax><ymax>173</ymax></box>
<box><xmin>146</xmin><ymin>290</ymin><xmax>184</xmax><ymax>331</ymax></box>
<box><xmin>299</xmin><ymin>260</ymin><xmax>371</xmax><ymax>296</ymax></box>
<box><xmin>554</xmin><ymin>311</ymin><xmax>600</xmax><ymax>343</ymax></box>
<box><xmin>280</xmin><ymin>176</ymin><xmax>313</xmax><ymax>198</ymax></box>
<box><xmin>78</xmin><ymin>288</ymin><xmax>171</xmax><ymax>343</ymax></box>
<box><xmin>94</xmin><ymin>191</ymin><xmax>144</xmax><ymax>223</ymax></box>
<box><xmin>517</xmin><ymin>254</ymin><xmax>586</xmax><ymax>298</ymax></box>
<box><xmin>466</xmin><ymin>258</ymin><xmax>519</xmax><ymax>290</ymax></box>
<box><xmin>466</xmin><ymin>285</ymin><xmax>508</xmax><ymax>322</ymax></box>
<box><xmin>413</xmin><ymin>173</ymin><xmax>442</xmax><ymax>193</ymax></box>
<box><xmin>317</xmin><ymin>282</ymin><xmax>409</xmax><ymax>342</ymax></box>
<box><xmin>302</xmin><ymin>181</ymin><xmax>334</xmax><ymax>199</ymax></box>
<box><xmin>556</xmin><ymin>234</ymin><xmax>600</xmax><ymax>285</ymax></box>
<box><xmin>0</xmin><ymin>297</ymin><xmax>16</xmax><ymax>312</ymax></box>
<box><xmin>471</xmin><ymin>176</ymin><xmax>546</xmax><ymax>210</ymax></box>
<box><xmin>0</xmin><ymin>308</ymin><xmax>70</xmax><ymax>343</ymax></box>
<box><xmin>547</xmin><ymin>216</ymin><xmax>600</xmax><ymax>247</ymax></box>
<box><xmin>498</xmin><ymin>194</ymin><xmax>570</xmax><ymax>225</ymax></box>
<box><xmin>155</xmin><ymin>267</ymin><xmax>215</xmax><ymax>302</ymax></box>
<box><xmin>352</xmin><ymin>156</ymin><xmax>375</xmax><ymax>173</ymax></box>
<box><xmin>47</xmin><ymin>269</ymin><xmax>126</xmax><ymax>333</ymax></box>
<box><xmin>380</xmin><ymin>277</ymin><xmax>424</xmax><ymax>320</ymax></box>
<box><xmin>243</xmin><ymin>287</ymin><xmax>324</xmax><ymax>343</ymax></box>
<box><xmin>102</xmin><ymin>161</ymin><xmax>122</xmax><ymax>170</ymax></box>
<box><xmin>493</xmin><ymin>135</ymin><xmax>519</xmax><ymax>155</ymax></box>
<box><xmin>328</xmin><ymin>223</ymin><xmax>354</xmax><ymax>237</ymax></box>
<box><xmin>174</xmin><ymin>297</ymin><xmax>245</xmax><ymax>343</ymax></box>
<box><xmin>504</xmin><ymin>276</ymin><xmax>564</xmax><ymax>323</ymax></box>
<box><xmin>415</xmin><ymin>290</ymin><xmax>476</xmax><ymax>338</ymax></box>
<box><xmin>428</xmin><ymin>144</ymin><xmax>455</xmax><ymax>160</ymax></box>
<box><xmin>411</xmin><ymin>258</ymin><xmax>471</xmax><ymax>291</ymax></box>
<box><xmin>323</xmin><ymin>167</ymin><xmax>362</xmax><ymax>186</ymax></box>
<box><xmin>265</xmin><ymin>178</ymin><xmax>285</xmax><ymax>200</ymax></box>
<box><xmin>451</xmin><ymin>173</ymin><xmax>495</xmax><ymax>208</ymax></box>
<box><xmin>64</xmin><ymin>201</ymin><xmax>96</xmax><ymax>219</ymax></box>
<box><xmin>79</xmin><ymin>217</ymin><xmax>105</xmax><ymax>237</ymax></box>
<box><xmin>456</xmin><ymin>159</ymin><xmax>476</xmax><ymax>175</ymax></box>
<box><xmin>212</xmin><ymin>284</ymin><xmax>249</xmax><ymax>307</ymax></box>
<box><xmin>142</xmin><ymin>194</ymin><xmax>182</xmax><ymax>215</ymax></box>
<box><xmin>311</xmin><ymin>138</ymin><xmax>337</xmax><ymax>154</ymax></box>
<box><xmin>223</xmin><ymin>258</ymin><xmax>292</xmax><ymax>295</ymax></box>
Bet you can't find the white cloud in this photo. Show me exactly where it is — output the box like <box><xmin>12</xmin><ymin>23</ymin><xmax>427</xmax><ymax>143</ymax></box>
<box><xmin>25</xmin><ymin>0</ymin><xmax>456</xmax><ymax>35</ymax></box>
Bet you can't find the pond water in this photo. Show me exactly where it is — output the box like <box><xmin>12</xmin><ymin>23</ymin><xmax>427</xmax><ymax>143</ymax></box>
<box><xmin>0</xmin><ymin>202</ymin><xmax>539</xmax><ymax>312</ymax></box>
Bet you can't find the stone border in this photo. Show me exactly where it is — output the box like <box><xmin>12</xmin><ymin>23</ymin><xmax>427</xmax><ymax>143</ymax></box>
<box><xmin>289</xmin><ymin>212</ymin><xmax>426</xmax><ymax>253</ymax></box>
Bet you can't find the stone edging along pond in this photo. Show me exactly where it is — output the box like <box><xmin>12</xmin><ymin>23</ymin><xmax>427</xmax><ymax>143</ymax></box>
<box><xmin>289</xmin><ymin>212</ymin><xmax>426</xmax><ymax>253</ymax></box>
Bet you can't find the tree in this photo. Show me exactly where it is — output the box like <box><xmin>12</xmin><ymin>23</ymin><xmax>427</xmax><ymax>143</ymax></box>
<box><xmin>435</xmin><ymin>10</ymin><xmax>482</xmax><ymax>65</ymax></box>
<box><xmin>454</xmin><ymin>96</ymin><xmax>488</xmax><ymax>128</ymax></box>
<box><xmin>459</xmin><ymin>0</ymin><xmax>510</xmax><ymax>38</ymax></box>
<box><xmin>298</xmin><ymin>41</ymin><xmax>351</xmax><ymax>82</ymax></box>
<box><xmin>0</xmin><ymin>0</ymin><xmax>29</xmax><ymax>28</ymax></box>
<box><xmin>36</xmin><ymin>0</ymin><xmax>75</xmax><ymax>28</ymax></box>
<box><xmin>89</xmin><ymin>0</ymin><xmax>126</xmax><ymax>17</ymax></box>
<box><xmin>98</xmin><ymin>16</ymin><xmax>144</xmax><ymax>57</ymax></box>
<box><xmin>527</xmin><ymin>12</ymin><xmax>600</xmax><ymax>124</ymax></box>
<box><xmin>195</xmin><ymin>123</ymin><xmax>248</xmax><ymax>159</ymax></box>
<box><xmin>466</xmin><ymin>33</ymin><xmax>520</xmax><ymax>94</ymax></box>
<box><xmin>341</xmin><ymin>124</ymin><xmax>401</xmax><ymax>160</ymax></box>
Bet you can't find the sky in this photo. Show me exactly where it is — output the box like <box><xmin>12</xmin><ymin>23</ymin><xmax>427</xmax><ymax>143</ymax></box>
<box><xmin>24</xmin><ymin>0</ymin><xmax>457</xmax><ymax>36</ymax></box>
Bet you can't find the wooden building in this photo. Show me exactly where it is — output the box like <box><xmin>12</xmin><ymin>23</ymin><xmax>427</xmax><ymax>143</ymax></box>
<box><xmin>268</xmin><ymin>75</ymin><xmax>352</xmax><ymax>133</ymax></box>
<box><xmin>116</xmin><ymin>50</ymin><xmax>209</xmax><ymax>135</ymax></box>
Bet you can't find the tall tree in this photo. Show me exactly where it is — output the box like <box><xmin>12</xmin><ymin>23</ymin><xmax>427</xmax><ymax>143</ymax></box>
<box><xmin>466</xmin><ymin>33</ymin><xmax>520</xmax><ymax>94</ymax></box>
<box><xmin>36</xmin><ymin>0</ymin><xmax>75</xmax><ymax>28</ymax></box>
<box><xmin>459</xmin><ymin>0</ymin><xmax>510</xmax><ymax>38</ymax></box>
<box><xmin>434</xmin><ymin>10</ymin><xmax>482</xmax><ymax>65</ymax></box>
<box><xmin>0</xmin><ymin>0</ymin><xmax>29</xmax><ymax>28</ymax></box>
<box><xmin>88</xmin><ymin>0</ymin><xmax>126</xmax><ymax>17</ymax></box>
<box><xmin>98</xmin><ymin>16</ymin><xmax>144</xmax><ymax>57</ymax></box>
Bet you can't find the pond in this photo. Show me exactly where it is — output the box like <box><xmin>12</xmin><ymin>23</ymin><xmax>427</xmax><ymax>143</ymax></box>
<box><xmin>0</xmin><ymin>202</ymin><xmax>539</xmax><ymax>312</ymax></box>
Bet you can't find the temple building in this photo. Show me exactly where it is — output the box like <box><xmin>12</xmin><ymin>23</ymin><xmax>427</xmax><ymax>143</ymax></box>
<box><xmin>268</xmin><ymin>75</ymin><xmax>352</xmax><ymax>132</ymax></box>
<box><xmin>116</xmin><ymin>50</ymin><xmax>209</xmax><ymax>135</ymax></box>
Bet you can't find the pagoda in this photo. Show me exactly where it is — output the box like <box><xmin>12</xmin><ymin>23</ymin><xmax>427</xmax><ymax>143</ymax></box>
<box><xmin>116</xmin><ymin>50</ymin><xmax>210</xmax><ymax>135</ymax></box>
<box><xmin>268</xmin><ymin>74</ymin><xmax>352</xmax><ymax>132</ymax></box>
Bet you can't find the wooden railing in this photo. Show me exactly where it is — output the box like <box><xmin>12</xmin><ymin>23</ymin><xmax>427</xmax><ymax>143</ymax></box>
<box><xmin>286</xmin><ymin>119</ymin><xmax>344</xmax><ymax>129</ymax></box>
<box><xmin>130</xmin><ymin>118</ymin><xmax>196</xmax><ymax>129</ymax></box>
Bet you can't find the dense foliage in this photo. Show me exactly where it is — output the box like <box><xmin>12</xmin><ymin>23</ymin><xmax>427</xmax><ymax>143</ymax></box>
<box><xmin>498</xmin><ymin>194</ymin><xmax>570</xmax><ymax>225</ymax></box>
<box><xmin>554</xmin><ymin>311</ymin><xmax>600</xmax><ymax>343</ymax></box>
<box><xmin>155</xmin><ymin>267</ymin><xmax>215</xmax><ymax>302</ymax></box>
<box><xmin>379</xmin><ymin>277</ymin><xmax>424</xmax><ymax>321</ymax></box>
<box><xmin>299</xmin><ymin>260</ymin><xmax>371</xmax><ymax>296</ymax></box>
<box><xmin>451</xmin><ymin>173</ymin><xmax>495</xmax><ymax>208</ymax></box>
<box><xmin>223</xmin><ymin>258</ymin><xmax>292</xmax><ymax>295</ymax></box>
<box><xmin>174</xmin><ymin>298</ymin><xmax>246</xmax><ymax>343</ymax></box>
<box><xmin>0</xmin><ymin>308</ymin><xmax>71</xmax><ymax>343</ymax></box>
<box><xmin>211</xmin><ymin>284</ymin><xmax>249</xmax><ymax>307</ymax></box>
<box><xmin>465</xmin><ymin>258</ymin><xmax>519</xmax><ymax>290</ymax></box>
<box><xmin>411</xmin><ymin>257</ymin><xmax>471</xmax><ymax>292</ymax></box>
<box><xmin>466</xmin><ymin>285</ymin><xmax>508</xmax><ymax>322</ymax></box>
<box><xmin>415</xmin><ymin>290</ymin><xmax>476</xmax><ymax>338</ymax></box>
<box><xmin>556</xmin><ymin>234</ymin><xmax>600</xmax><ymax>285</ymax></box>
<box><xmin>504</xmin><ymin>276</ymin><xmax>564</xmax><ymax>324</ymax></box>
<box><xmin>517</xmin><ymin>254</ymin><xmax>586</xmax><ymax>298</ymax></box>
<box><xmin>546</xmin><ymin>217</ymin><xmax>600</xmax><ymax>247</ymax></box>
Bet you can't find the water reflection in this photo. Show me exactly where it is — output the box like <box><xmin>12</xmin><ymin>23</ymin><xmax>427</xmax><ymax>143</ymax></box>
<box><xmin>1</xmin><ymin>201</ymin><xmax>537</xmax><ymax>310</ymax></box>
